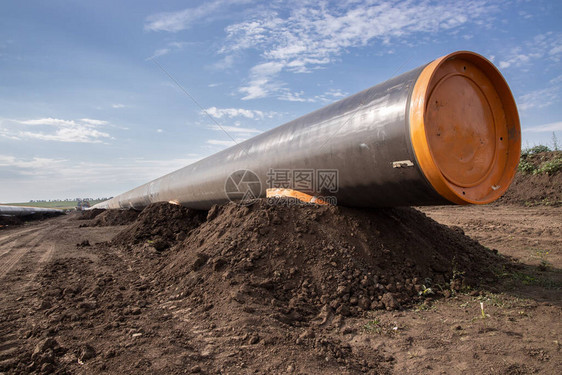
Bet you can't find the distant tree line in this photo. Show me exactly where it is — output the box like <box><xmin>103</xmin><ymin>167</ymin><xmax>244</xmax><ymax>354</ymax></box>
<box><xmin>28</xmin><ymin>197</ymin><xmax>113</xmax><ymax>203</ymax></box>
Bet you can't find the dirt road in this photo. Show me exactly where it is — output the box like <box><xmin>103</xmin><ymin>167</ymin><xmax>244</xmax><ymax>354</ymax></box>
<box><xmin>0</xmin><ymin>206</ymin><xmax>560</xmax><ymax>374</ymax></box>
<box><xmin>0</xmin><ymin>215</ymin><xmax>122</xmax><ymax>373</ymax></box>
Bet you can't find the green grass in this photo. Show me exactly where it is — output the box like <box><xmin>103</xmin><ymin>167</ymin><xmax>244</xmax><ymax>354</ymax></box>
<box><xmin>363</xmin><ymin>319</ymin><xmax>383</xmax><ymax>334</ymax></box>
<box><xmin>521</xmin><ymin>145</ymin><xmax>551</xmax><ymax>157</ymax></box>
<box><xmin>536</xmin><ymin>156</ymin><xmax>562</xmax><ymax>175</ymax></box>
<box><xmin>1</xmin><ymin>199</ymin><xmax>106</xmax><ymax>210</ymax></box>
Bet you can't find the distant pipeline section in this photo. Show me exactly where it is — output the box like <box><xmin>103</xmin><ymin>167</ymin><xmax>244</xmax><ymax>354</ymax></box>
<box><xmin>0</xmin><ymin>205</ymin><xmax>64</xmax><ymax>217</ymax></box>
<box><xmin>94</xmin><ymin>51</ymin><xmax>521</xmax><ymax>211</ymax></box>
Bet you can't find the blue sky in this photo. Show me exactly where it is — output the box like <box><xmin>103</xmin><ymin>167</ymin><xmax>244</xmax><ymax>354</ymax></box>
<box><xmin>1</xmin><ymin>0</ymin><xmax>561</xmax><ymax>202</ymax></box>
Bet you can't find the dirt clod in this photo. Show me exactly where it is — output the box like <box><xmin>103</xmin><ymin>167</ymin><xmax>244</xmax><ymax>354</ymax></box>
<box><xmin>78</xmin><ymin>344</ymin><xmax>96</xmax><ymax>361</ymax></box>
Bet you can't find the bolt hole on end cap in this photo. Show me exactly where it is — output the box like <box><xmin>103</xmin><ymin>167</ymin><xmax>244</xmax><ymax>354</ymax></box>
<box><xmin>409</xmin><ymin>51</ymin><xmax>521</xmax><ymax>205</ymax></box>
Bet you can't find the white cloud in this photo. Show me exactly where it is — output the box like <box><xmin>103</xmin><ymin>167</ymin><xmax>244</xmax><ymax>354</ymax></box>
<box><xmin>499</xmin><ymin>52</ymin><xmax>537</xmax><ymax>69</ymax></box>
<box><xmin>517</xmin><ymin>86</ymin><xmax>559</xmax><ymax>112</ymax></box>
<box><xmin>278</xmin><ymin>88</ymin><xmax>348</xmax><ymax>103</ymax></box>
<box><xmin>0</xmin><ymin>117</ymin><xmax>114</xmax><ymax>143</ymax></box>
<box><xmin>207</xmin><ymin>139</ymin><xmax>236</xmax><ymax>146</ymax></box>
<box><xmin>220</xmin><ymin>0</ymin><xmax>499</xmax><ymax>99</ymax></box>
<box><xmin>523</xmin><ymin>121</ymin><xmax>562</xmax><ymax>133</ymax></box>
<box><xmin>212</xmin><ymin>55</ymin><xmax>236</xmax><ymax>70</ymax></box>
<box><xmin>19</xmin><ymin>128</ymin><xmax>111</xmax><ymax>143</ymax></box>
<box><xmin>499</xmin><ymin>32</ymin><xmax>562</xmax><ymax>69</ymax></box>
<box><xmin>145</xmin><ymin>0</ymin><xmax>252</xmax><ymax>32</ymax></box>
<box><xmin>80</xmin><ymin>118</ymin><xmax>109</xmax><ymax>126</ymax></box>
<box><xmin>157</xmin><ymin>129</ymin><xmax>163</xmax><ymax>133</ymax></box>
<box><xmin>206</xmin><ymin>139</ymin><xmax>237</xmax><ymax>147</ymax></box>
<box><xmin>550</xmin><ymin>75</ymin><xmax>562</xmax><ymax>85</ymax></box>
<box><xmin>239</xmin><ymin>61</ymin><xmax>285</xmax><ymax>100</ymax></box>
<box><xmin>278</xmin><ymin>90</ymin><xmax>310</xmax><ymax>103</ymax></box>
<box><xmin>0</xmin><ymin>155</ymin><xmax>65</xmax><ymax>170</ymax></box>
<box><xmin>208</xmin><ymin>125</ymin><xmax>261</xmax><ymax>134</ymax></box>
<box><xmin>112</xmin><ymin>103</ymin><xmax>126</xmax><ymax>109</ymax></box>
<box><xmin>147</xmin><ymin>41</ymin><xmax>188</xmax><ymax>59</ymax></box>
<box><xmin>19</xmin><ymin>117</ymin><xmax>76</xmax><ymax>126</ymax></box>
<box><xmin>204</xmin><ymin>106</ymin><xmax>278</xmax><ymax>120</ymax></box>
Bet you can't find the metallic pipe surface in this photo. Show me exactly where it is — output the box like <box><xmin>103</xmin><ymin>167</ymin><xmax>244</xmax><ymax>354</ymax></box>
<box><xmin>0</xmin><ymin>205</ymin><xmax>64</xmax><ymax>217</ymax></box>
<box><xmin>94</xmin><ymin>51</ymin><xmax>521</xmax><ymax>210</ymax></box>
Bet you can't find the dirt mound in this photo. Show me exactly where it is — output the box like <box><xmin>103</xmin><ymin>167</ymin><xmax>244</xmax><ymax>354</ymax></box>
<box><xmin>114</xmin><ymin>200</ymin><xmax>504</xmax><ymax>322</ymax></box>
<box><xmin>76</xmin><ymin>208</ymin><xmax>105</xmax><ymax>220</ymax></box>
<box><xmin>83</xmin><ymin>209</ymin><xmax>140</xmax><ymax>227</ymax></box>
<box><xmin>112</xmin><ymin>202</ymin><xmax>206</xmax><ymax>249</ymax></box>
<box><xmin>0</xmin><ymin>215</ymin><xmax>24</xmax><ymax>228</ymax></box>
<box><xmin>0</xmin><ymin>212</ymin><xmax>63</xmax><ymax>229</ymax></box>
<box><xmin>499</xmin><ymin>150</ymin><xmax>562</xmax><ymax>206</ymax></box>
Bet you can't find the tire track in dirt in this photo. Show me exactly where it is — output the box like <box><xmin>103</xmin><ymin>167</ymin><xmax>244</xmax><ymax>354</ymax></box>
<box><xmin>0</xmin><ymin>220</ymin><xmax>52</xmax><ymax>242</ymax></box>
<box><xmin>0</xmin><ymin>221</ymin><xmax>60</xmax><ymax>372</ymax></box>
<box><xmin>0</xmin><ymin>229</ymin><xmax>48</xmax><ymax>279</ymax></box>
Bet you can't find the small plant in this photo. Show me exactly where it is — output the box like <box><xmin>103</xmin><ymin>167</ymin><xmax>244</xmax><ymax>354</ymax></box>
<box><xmin>535</xmin><ymin>156</ymin><xmax>562</xmax><ymax>175</ymax></box>
<box><xmin>480</xmin><ymin>302</ymin><xmax>486</xmax><ymax>318</ymax></box>
<box><xmin>518</xmin><ymin>159</ymin><xmax>536</xmax><ymax>174</ymax></box>
<box><xmin>538</xmin><ymin>259</ymin><xmax>551</xmax><ymax>271</ymax></box>
<box><xmin>534</xmin><ymin>249</ymin><xmax>552</xmax><ymax>271</ymax></box>
<box><xmin>415</xmin><ymin>301</ymin><xmax>435</xmax><ymax>312</ymax></box>
<box><xmin>451</xmin><ymin>259</ymin><xmax>465</xmax><ymax>280</ymax></box>
<box><xmin>477</xmin><ymin>293</ymin><xmax>506</xmax><ymax>308</ymax></box>
<box><xmin>363</xmin><ymin>319</ymin><xmax>382</xmax><ymax>334</ymax></box>
<box><xmin>418</xmin><ymin>285</ymin><xmax>434</xmax><ymax>296</ymax></box>
<box><xmin>527</xmin><ymin>145</ymin><xmax>550</xmax><ymax>155</ymax></box>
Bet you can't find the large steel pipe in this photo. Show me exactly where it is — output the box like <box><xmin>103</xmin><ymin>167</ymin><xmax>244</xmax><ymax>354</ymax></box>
<box><xmin>94</xmin><ymin>51</ymin><xmax>521</xmax><ymax>210</ymax></box>
<box><xmin>0</xmin><ymin>205</ymin><xmax>64</xmax><ymax>217</ymax></box>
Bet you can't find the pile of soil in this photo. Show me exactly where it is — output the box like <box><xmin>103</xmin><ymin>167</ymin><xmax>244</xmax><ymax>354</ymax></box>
<box><xmin>81</xmin><ymin>209</ymin><xmax>140</xmax><ymax>227</ymax></box>
<box><xmin>0</xmin><ymin>215</ymin><xmax>24</xmax><ymax>228</ymax></box>
<box><xmin>112</xmin><ymin>203</ymin><xmax>206</xmax><ymax>249</ymax></box>
<box><xmin>0</xmin><ymin>212</ymin><xmax>63</xmax><ymax>229</ymax></box>
<box><xmin>76</xmin><ymin>208</ymin><xmax>105</xmax><ymax>220</ymax></box>
<box><xmin>114</xmin><ymin>200</ymin><xmax>504</xmax><ymax>320</ymax></box>
<box><xmin>499</xmin><ymin>151</ymin><xmax>562</xmax><ymax>206</ymax></box>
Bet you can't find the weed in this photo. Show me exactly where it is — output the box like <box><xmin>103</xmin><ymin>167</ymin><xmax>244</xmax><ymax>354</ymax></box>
<box><xmin>418</xmin><ymin>285</ymin><xmax>434</xmax><ymax>296</ymax></box>
<box><xmin>535</xmin><ymin>156</ymin><xmax>562</xmax><ymax>175</ymax></box>
<box><xmin>518</xmin><ymin>144</ymin><xmax>561</xmax><ymax>175</ymax></box>
<box><xmin>518</xmin><ymin>158</ymin><xmax>536</xmax><ymax>174</ymax></box>
<box><xmin>477</xmin><ymin>292</ymin><xmax>506</xmax><ymax>308</ymax></box>
<box><xmin>363</xmin><ymin>319</ymin><xmax>382</xmax><ymax>334</ymax></box>
<box><xmin>538</xmin><ymin>259</ymin><xmax>551</xmax><ymax>271</ymax></box>
<box><xmin>363</xmin><ymin>318</ymin><xmax>400</xmax><ymax>335</ymax></box>
<box><xmin>510</xmin><ymin>271</ymin><xmax>561</xmax><ymax>289</ymax></box>
<box><xmin>415</xmin><ymin>301</ymin><xmax>436</xmax><ymax>312</ymax></box>
<box><xmin>451</xmin><ymin>256</ymin><xmax>465</xmax><ymax>280</ymax></box>
<box><xmin>407</xmin><ymin>350</ymin><xmax>421</xmax><ymax>359</ymax></box>
<box><xmin>522</xmin><ymin>145</ymin><xmax>550</xmax><ymax>156</ymax></box>
<box><xmin>480</xmin><ymin>302</ymin><xmax>489</xmax><ymax>319</ymax></box>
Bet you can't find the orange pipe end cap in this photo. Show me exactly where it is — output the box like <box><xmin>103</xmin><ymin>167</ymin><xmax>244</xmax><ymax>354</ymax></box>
<box><xmin>409</xmin><ymin>51</ymin><xmax>521</xmax><ymax>205</ymax></box>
